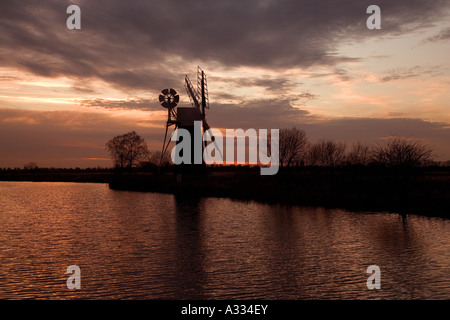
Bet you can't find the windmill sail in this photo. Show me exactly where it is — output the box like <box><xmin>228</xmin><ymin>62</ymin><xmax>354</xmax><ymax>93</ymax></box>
<box><xmin>185</xmin><ymin>68</ymin><xmax>222</xmax><ymax>158</ymax></box>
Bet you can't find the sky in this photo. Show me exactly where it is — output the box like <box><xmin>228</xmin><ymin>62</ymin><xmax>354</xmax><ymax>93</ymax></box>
<box><xmin>0</xmin><ymin>0</ymin><xmax>449</xmax><ymax>168</ymax></box>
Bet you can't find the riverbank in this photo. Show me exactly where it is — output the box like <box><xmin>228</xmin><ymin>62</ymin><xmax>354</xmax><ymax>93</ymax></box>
<box><xmin>109</xmin><ymin>166</ymin><xmax>450</xmax><ymax>219</ymax></box>
<box><xmin>0</xmin><ymin>168</ymin><xmax>113</xmax><ymax>183</ymax></box>
<box><xmin>2</xmin><ymin>166</ymin><xmax>449</xmax><ymax>218</ymax></box>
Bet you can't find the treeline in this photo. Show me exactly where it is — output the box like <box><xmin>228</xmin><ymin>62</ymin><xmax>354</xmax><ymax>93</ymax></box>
<box><xmin>146</xmin><ymin>128</ymin><xmax>449</xmax><ymax>169</ymax></box>
<box><xmin>6</xmin><ymin>128</ymin><xmax>448</xmax><ymax>172</ymax></box>
<box><xmin>0</xmin><ymin>166</ymin><xmax>114</xmax><ymax>183</ymax></box>
<box><xmin>278</xmin><ymin>127</ymin><xmax>449</xmax><ymax>168</ymax></box>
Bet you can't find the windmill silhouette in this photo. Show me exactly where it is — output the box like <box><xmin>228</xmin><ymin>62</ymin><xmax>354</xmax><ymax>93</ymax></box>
<box><xmin>158</xmin><ymin>67</ymin><xmax>221</xmax><ymax>173</ymax></box>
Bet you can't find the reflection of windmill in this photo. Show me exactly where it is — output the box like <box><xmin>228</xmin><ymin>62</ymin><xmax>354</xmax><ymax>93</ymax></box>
<box><xmin>158</xmin><ymin>67</ymin><xmax>220</xmax><ymax>173</ymax></box>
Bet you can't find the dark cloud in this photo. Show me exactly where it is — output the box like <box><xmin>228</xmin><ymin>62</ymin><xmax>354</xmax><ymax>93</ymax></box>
<box><xmin>79</xmin><ymin>90</ymin><xmax>317</xmax><ymax>113</ymax></box>
<box><xmin>307</xmin><ymin>68</ymin><xmax>353</xmax><ymax>81</ymax></box>
<box><xmin>208</xmin><ymin>99</ymin><xmax>312</xmax><ymax>129</ymax></box>
<box><xmin>295</xmin><ymin>92</ymin><xmax>318</xmax><ymax>101</ymax></box>
<box><xmin>230</xmin><ymin>77</ymin><xmax>294</xmax><ymax>94</ymax></box>
<box><xmin>424</xmin><ymin>27</ymin><xmax>450</xmax><ymax>42</ymax></box>
<box><xmin>1</xmin><ymin>0</ymin><xmax>449</xmax><ymax>91</ymax></box>
<box><xmin>71</xmin><ymin>85</ymin><xmax>99</xmax><ymax>94</ymax></box>
<box><xmin>334</xmin><ymin>69</ymin><xmax>353</xmax><ymax>82</ymax></box>
<box><xmin>211</xmin><ymin>92</ymin><xmax>241</xmax><ymax>101</ymax></box>
<box><xmin>80</xmin><ymin>98</ymin><xmax>160</xmax><ymax>111</ymax></box>
<box><xmin>381</xmin><ymin>66</ymin><xmax>442</xmax><ymax>82</ymax></box>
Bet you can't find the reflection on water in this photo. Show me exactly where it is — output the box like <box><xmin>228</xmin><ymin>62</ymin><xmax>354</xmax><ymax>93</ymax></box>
<box><xmin>0</xmin><ymin>181</ymin><xmax>449</xmax><ymax>299</ymax></box>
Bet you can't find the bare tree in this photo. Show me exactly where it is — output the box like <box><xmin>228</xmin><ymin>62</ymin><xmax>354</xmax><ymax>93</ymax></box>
<box><xmin>279</xmin><ymin>127</ymin><xmax>307</xmax><ymax>167</ymax></box>
<box><xmin>307</xmin><ymin>139</ymin><xmax>346</xmax><ymax>166</ymax></box>
<box><xmin>106</xmin><ymin>131</ymin><xmax>149</xmax><ymax>169</ymax></box>
<box><xmin>372</xmin><ymin>136</ymin><xmax>433</xmax><ymax>167</ymax></box>
<box><xmin>345</xmin><ymin>142</ymin><xmax>372</xmax><ymax>166</ymax></box>
<box><xmin>24</xmin><ymin>162</ymin><xmax>38</xmax><ymax>170</ymax></box>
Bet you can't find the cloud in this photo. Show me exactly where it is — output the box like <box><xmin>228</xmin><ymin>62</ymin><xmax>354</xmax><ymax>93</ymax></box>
<box><xmin>308</xmin><ymin>68</ymin><xmax>354</xmax><ymax>81</ymax></box>
<box><xmin>424</xmin><ymin>27</ymin><xmax>450</xmax><ymax>42</ymax></box>
<box><xmin>1</xmin><ymin>0</ymin><xmax>449</xmax><ymax>92</ymax></box>
<box><xmin>220</xmin><ymin>77</ymin><xmax>296</xmax><ymax>94</ymax></box>
<box><xmin>0</xmin><ymin>75</ymin><xmax>20</xmax><ymax>81</ymax></box>
<box><xmin>80</xmin><ymin>98</ymin><xmax>160</xmax><ymax>111</ymax></box>
<box><xmin>207</xmin><ymin>99</ymin><xmax>313</xmax><ymax>129</ymax></box>
<box><xmin>380</xmin><ymin>66</ymin><xmax>442</xmax><ymax>82</ymax></box>
<box><xmin>333</xmin><ymin>69</ymin><xmax>353</xmax><ymax>82</ymax></box>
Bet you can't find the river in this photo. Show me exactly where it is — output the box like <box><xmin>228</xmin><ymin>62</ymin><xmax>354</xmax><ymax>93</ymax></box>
<box><xmin>0</xmin><ymin>181</ymin><xmax>448</xmax><ymax>299</ymax></box>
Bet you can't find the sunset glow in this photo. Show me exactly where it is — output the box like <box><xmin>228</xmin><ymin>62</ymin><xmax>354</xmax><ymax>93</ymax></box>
<box><xmin>1</xmin><ymin>0</ymin><xmax>449</xmax><ymax>167</ymax></box>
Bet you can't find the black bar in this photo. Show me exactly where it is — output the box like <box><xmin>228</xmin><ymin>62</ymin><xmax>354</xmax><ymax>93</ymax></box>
<box><xmin>0</xmin><ymin>300</ymin><xmax>447</xmax><ymax>319</ymax></box>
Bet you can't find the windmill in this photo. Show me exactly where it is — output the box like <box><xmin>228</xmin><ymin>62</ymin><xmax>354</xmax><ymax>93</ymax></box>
<box><xmin>158</xmin><ymin>67</ymin><xmax>221</xmax><ymax>172</ymax></box>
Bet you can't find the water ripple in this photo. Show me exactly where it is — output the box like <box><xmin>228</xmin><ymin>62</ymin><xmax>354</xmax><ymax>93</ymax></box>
<box><xmin>0</xmin><ymin>181</ymin><xmax>449</xmax><ymax>299</ymax></box>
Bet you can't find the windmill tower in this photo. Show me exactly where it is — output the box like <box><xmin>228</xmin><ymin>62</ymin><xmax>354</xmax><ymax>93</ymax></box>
<box><xmin>159</xmin><ymin>67</ymin><xmax>218</xmax><ymax>174</ymax></box>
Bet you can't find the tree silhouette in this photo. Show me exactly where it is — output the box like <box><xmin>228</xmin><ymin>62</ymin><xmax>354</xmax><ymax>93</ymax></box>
<box><xmin>279</xmin><ymin>127</ymin><xmax>307</xmax><ymax>167</ymax></box>
<box><xmin>345</xmin><ymin>142</ymin><xmax>372</xmax><ymax>166</ymax></box>
<box><xmin>372</xmin><ymin>136</ymin><xmax>433</xmax><ymax>167</ymax></box>
<box><xmin>106</xmin><ymin>131</ymin><xmax>149</xmax><ymax>169</ymax></box>
<box><xmin>23</xmin><ymin>162</ymin><xmax>38</xmax><ymax>171</ymax></box>
<box><xmin>307</xmin><ymin>139</ymin><xmax>346</xmax><ymax>166</ymax></box>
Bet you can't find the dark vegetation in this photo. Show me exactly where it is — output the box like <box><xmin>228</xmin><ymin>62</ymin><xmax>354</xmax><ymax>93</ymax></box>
<box><xmin>108</xmin><ymin>165</ymin><xmax>450</xmax><ymax>219</ymax></box>
<box><xmin>0</xmin><ymin>167</ymin><xmax>113</xmax><ymax>183</ymax></box>
<box><xmin>106</xmin><ymin>131</ymin><xmax>149</xmax><ymax>169</ymax></box>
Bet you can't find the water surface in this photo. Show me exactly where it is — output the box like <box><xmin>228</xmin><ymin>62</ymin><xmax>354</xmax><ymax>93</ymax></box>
<box><xmin>0</xmin><ymin>181</ymin><xmax>448</xmax><ymax>299</ymax></box>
